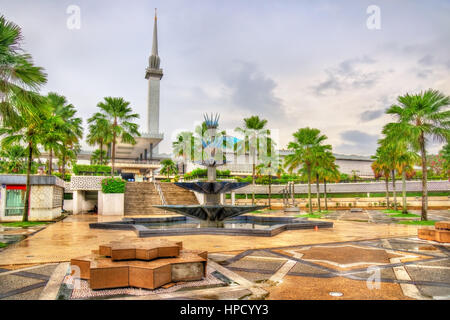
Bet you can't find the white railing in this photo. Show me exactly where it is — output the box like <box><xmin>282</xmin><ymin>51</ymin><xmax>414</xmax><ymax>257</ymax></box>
<box><xmin>153</xmin><ymin>180</ymin><xmax>167</xmax><ymax>205</ymax></box>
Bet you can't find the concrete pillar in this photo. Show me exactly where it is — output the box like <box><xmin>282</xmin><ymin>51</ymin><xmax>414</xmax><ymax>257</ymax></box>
<box><xmin>150</xmin><ymin>143</ymin><xmax>153</xmax><ymax>159</ymax></box>
<box><xmin>72</xmin><ymin>190</ymin><xmax>83</xmax><ymax>215</ymax></box>
<box><xmin>231</xmin><ymin>191</ymin><xmax>235</xmax><ymax>205</ymax></box>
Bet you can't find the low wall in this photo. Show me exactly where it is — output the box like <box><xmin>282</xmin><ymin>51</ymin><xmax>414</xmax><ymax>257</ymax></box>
<box><xmin>98</xmin><ymin>192</ymin><xmax>124</xmax><ymax>216</ymax></box>
<box><xmin>232</xmin><ymin>196</ymin><xmax>450</xmax><ymax>209</ymax></box>
<box><xmin>0</xmin><ymin>184</ymin><xmax>64</xmax><ymax>222</ymax></box>
<box><xmin>233</xmin><ymin>180</ymin><xmax>450</xmax><ymax>194</ymax></box>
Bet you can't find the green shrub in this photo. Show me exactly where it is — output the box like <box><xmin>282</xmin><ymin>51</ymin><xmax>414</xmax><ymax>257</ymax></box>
<box><xmin>73</xmin><ymin>164</ymin><xmax>112</xmax><ymax>176</ymax></box>
<box><xmin>53</xmin><ymin>172</ymin><xmax>72</xmax><ymax>181</ymax></box>
<box><xmin>101</xmin><ymin>178</ymin><xmax>126</xmax><ymax>193</ymax></box>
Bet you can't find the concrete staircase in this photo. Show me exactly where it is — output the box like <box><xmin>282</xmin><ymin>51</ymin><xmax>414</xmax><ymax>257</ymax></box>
<box><xmin>124</xmin><ymin>182</ymin><xmax>166</xmax><ymax>215</ymax></box>
<box><xmin>124</xmin><ymin>182</ymin><xmax>199</xmax><ymax>216</ymax></box>
<box><xmin>159</xmin><ymin>183</ymin><xmax>199</xmax><ymax>205</ymax></box>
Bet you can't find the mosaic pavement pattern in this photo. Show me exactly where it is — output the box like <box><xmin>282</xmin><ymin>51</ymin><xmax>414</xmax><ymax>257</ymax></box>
<box><xmin>1</xmin><ymin>236</ymin><xmax>449</xmax><ymax>300</ymax></box>
<box><xmin>212</xmin><ymin>236</ymin><xmax>450</xmax><ymax>300</ymax></box>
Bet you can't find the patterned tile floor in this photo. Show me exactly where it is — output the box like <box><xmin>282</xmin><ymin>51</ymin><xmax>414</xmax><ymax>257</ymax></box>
<box><xmin>0</xmin><ymin>210</ymin><xmax>449</xmax><ymax>300</ymax></box>
<box><xmin>211</xmin><ymin>237</ymin><xmax>450</xmax><ymax>300</ymax></box>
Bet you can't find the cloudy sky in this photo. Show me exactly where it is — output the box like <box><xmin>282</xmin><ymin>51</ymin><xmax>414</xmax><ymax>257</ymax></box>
<box><xmin>1</xmin><ymin>0</ymin><xmax>449</xmax><ymax>156</ymax></box>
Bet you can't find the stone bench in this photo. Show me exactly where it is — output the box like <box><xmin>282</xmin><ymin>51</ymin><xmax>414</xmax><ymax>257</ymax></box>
<box><xmin>70</xmin><ymin>240</ymin><xmax>208</xmax><ymax>290</ymax></box>
<box><xmin>418</xmin><ymin>221</ymin><xmax>450</xmax><ymax>243</ymax></box>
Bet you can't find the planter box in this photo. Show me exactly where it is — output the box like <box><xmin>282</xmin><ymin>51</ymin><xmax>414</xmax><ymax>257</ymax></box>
<box><xmin>98</xmin><ymin>192</ymin><xmax>124</xmax><ymax>216</ymax></box>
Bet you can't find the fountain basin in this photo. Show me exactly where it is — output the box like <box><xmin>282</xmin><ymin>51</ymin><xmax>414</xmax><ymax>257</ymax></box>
<box><xmin>90</xmin><ymin>215</ymin><xmax>333</xmax><ymax>237</ymax></box>
<box><xmin>153</xmin><ymin>204</ymin><xmax>269</xmax><ymax>222</ymax></box>
<box><xmin>174</xmin><ymin>182</ymin><xmax>249</xmax><ymax>194</ymax></box>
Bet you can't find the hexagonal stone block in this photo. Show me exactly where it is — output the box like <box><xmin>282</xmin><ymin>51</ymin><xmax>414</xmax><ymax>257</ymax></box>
<box><xmin>70</xmin><ymin>243</ymin><xmax>207</xmax><ymax>290</ymax></box>
<box><xmin>98</xmin><ymin>239</ymin><xmax>182</xmax><ymax>261</ymax></box>
<box><xmin>435</xmin><ymin>221</ymin><xmax>450</xmax><ymax>231</ymax></box>
<box><xmin>435</xmin><ymin>230</ymin><xmax>450</xmax><ymax>243</ymax></box>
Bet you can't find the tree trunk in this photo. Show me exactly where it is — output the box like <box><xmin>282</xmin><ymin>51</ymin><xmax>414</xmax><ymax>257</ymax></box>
<box><xmin>420</xmin><ymin>133</ymin><xmax>428</xmax><ymax>221</ymax></box>
<box><xmin>111</xmin><ymin>120</ymin><xmax>117</xmax><ymax>177</ymax></box>
<box><xmin>48</xmin><ymin>149</ymin><xmax>53</xmax><ymax>175</ymax></box>
<box><xmin>292</xmin><ymin>181</ymin><xmax>296</xmax><ymax>207</ymax></box>
<box><xmin>251</xmin><ymin>152</ymin><xmax>255</xmax><ymax>205</ymax></box>
<box><xmin>392</xmin><ymin>169</ymin><xmax>397</xmax><ymax>211</ymax></box>
<box><xmin>402</xmin><ymin>170</ymin><xmax>407</xmax><ymax>214</ymax></box>
<box><xmin>99</xmin><ymin>140</ymin><xmax>103</xmax><ymax>164</ymax></box>
<box><xmin>324</xmin><ymin>178</ymin><xmax>328</xmax><ymax>211</ymax></box>
<box><xmin>316</xmin><ymin>173</ymin><xmax>321</xmax><ymax>212</ymax></box>
<box><xmin>307</xmin><ymin>167</ymin><xmax>312</xmax><ymax>213</ymax></box>
<box><xmin>385</xmin><ymin>176</ymin><xmax>390</xmax><ymax>209</ymax></box>
<box><xmin>61</xmin><ymin>154</ymin><xmax>66</xmax><ymax>181</ymax></box>
<box><xmin>23</xmin><ymin>142</ymin><xmax>33</xmax><ymax>222</ymax></box>
<box><xmin>268</xmin><ymin>175</ymin><xmax>272</xmax><ymax>208</ymax></box>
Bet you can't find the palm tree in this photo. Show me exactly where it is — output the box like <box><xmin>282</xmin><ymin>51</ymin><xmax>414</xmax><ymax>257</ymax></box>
<box><xmin>0</xmin><ymin>16</ymin><xmax>47</xmax><ymax>124</ymax></box>
<box><xmin>95</xmin><ymin>97</ymin><xmax>140</xmax><ymax>176</ymax></box>
<box><xmin>0</xmin><ymin>97</ymin><xmax>49</xmax><ymax>221</ymax></box>
<box><xmin>384</xmin><ymin>89</ymin><xmax>450</xmax><ymax>220</ymax></box>
<box><xmin>235</xmin><ymin>116</ymin><xmax>269</xmax><ymax>205</ymax></box>
<box><xmin>256</xmin><ymin>153</ymin><xmax>281</xmax><ymax>207</ymax></box>
<box><xmin>0</xmin><ymin>144</ymin><xmax>27</xmax><ymax>173</ymax></box>
<box><xmin>381</xmin><ymin>133</ymin><xmax>420</xmax><ymax>214</ymax></box>
<box><xmin>441</xmin><ymin>142</ymin><xmax>450</xmax><ymax>177</ymax></box>
<box><xmin>172</xmin><ymin>131</ymin><xmax>194</xmax><ymax>174</ymax></box>
<box><xmin>315</xmin><ymin>151</ymin><xmax>339</xmax><ymax>212</ymax></box>
<box><xmin>90</xmin><ymin>149</ymin><xmax>109</xmax><ymax>165</ymax></box>
<box><xmin>87</xmin><ymin>112</ymin><xmax>112</xmax><ymax>165</ymax></box>
<box><xmin>372</xmin><ymin>147</ymin><xmax>392</xmax><ymax>209</ymax></box>
<box><xmin>160</xmin><ymin>159</ymin><xmax>178</xmax><ymax>179</ymax></box>
<box><xmin>284</xmin><ymin>128</ymin><xmax>331</xmax><ymax>214</ymax></box>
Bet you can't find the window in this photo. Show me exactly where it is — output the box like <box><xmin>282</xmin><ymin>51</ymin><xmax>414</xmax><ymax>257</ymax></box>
<box><xmin>5</xmin><ymin>186</ymin><xmax>26</xmax><ymax>216</ymax></box>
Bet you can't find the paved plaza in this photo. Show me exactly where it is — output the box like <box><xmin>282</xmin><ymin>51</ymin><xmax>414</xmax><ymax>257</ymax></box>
<box><xmin>0</xmin><ymin>210</ymin><xmax>449</xmax><ymax>300</ymax></box>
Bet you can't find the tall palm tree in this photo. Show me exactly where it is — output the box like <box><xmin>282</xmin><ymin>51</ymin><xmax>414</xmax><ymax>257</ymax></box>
<box><xmin>0</xmin><ymin>16</ymin><xmax>47</xmax><ymax>124</ymax></box>
<box><xmin>235</xmin><ymin>116</ymin><xmax>269</xmax><ymax>205</ymax></box>
<box><xmin>315</xmin><ymin>151</ymin><xmax>339</xmax><ymax>212</ymax></box>
<box><xmin>256</xmin><ymin>153</ymin><xmax>281</xmax><ymax>207</ymax></box>
<box><xmin>0</xmin><ymin>144</ymin><xmax>27</xmax><ymax>173</ymax></box>
<box><xmin>384</xmin><ymin>89</ymin><xmax>450</xmax><ymax>220</ymax></box>
<box><xmin>284</xmin><ymin>127</ymin><xmax>331</xmax><ymax>214</ymax></box>
<box><xmin>90</xmin><ymin>149</ymin><xmax>109</xmax><ymax>165</ymax></box>
<box><xmin>381</xmin><ymin>133</ymin><xmax>420</xmax><ymax>214</ymax></box>
<box><xmin>160</xmin><ymin>159</ymin><xmax>178</xmax><ymax>179</ymax></box>
<box><xmin>372</xmin><ymin>147</ymin><xmax>392</xmax><ymax>209</ymax></box>
<box><xmin>87</xmin><ymin>112</ymin><xmax>112</xmax><ymax>165</ymax></box>
<box><xmin>441</xmin><ymin>142</ymin><xmax>450</xmax><ymax>177</ymax></box>
<box><xmin>0</xmin><ymin>97</ymin><xmax>49</xmax><ymax>221</ymax></box>
<box><xmin>95</xmin><ymin>97</ymin><xmax>140</xmax><ymax>176</ymax></box>
<box><xmin>172</xmin><ymin>131</ymin><xmax>194</xmax><ymax>174</ymax></box>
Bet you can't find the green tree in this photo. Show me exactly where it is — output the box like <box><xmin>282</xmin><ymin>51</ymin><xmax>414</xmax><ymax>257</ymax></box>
<box><xmin>87</xmin><ymin>112</ymin><xmax>113</xmax><ymax>166</ymax></box>
<box><xmin>235</xmin><ymin>116</ymin><xmax>269</xmax><ymax>205</ymax></box>
<box><xmin>256</xmin><ymin>153</ymin><xmax>281</xmax><ymax>207</ymax></box>
<box><xmin>95</xmin><ymin>97</ymin><xmax>140</xmax><ymax>176</ymax></box>
<box><xmin>384</xmin><ymin>89</ymin><xmax>450</xmax><ymax>220</ymax></box>
<box><xmin>172</xmin><ymin>131</ymin><xmax>194</xmax><ymax>174</ymax></box>
<box><xmin>0</xmin><ymin>98</ymin><xmax>49</xmax><ymax>221</ymax></box>
<box><xmin>160</xmin><ymin>159</ymin><xmax>178</xmax><ymax>179</ymax></box>
<box><xmin>0</xmin><ymin>16</ymin><xmax>47</xmax><ymax>124</ymax></box>
<box><xmin>441</xmin><ymin>142</ymin><xmax>450</xmax><ymax>176</ymax></box>
<box><xmin>90</xmin><ymin>149</ymin><xmax>109</xmax><ymax>165</ymax></box>
<box><xmin>284</xmin><ymin>128</ymin><xmax>331</xmax><ymax>214</ymax></box>
<box><xmin>371</xmin><ymin>147</ymin><xmax>392</xmax><ymax>209</ymax></box>
<box><xmin>315</xmin><ymin>151</ymin><xmax>339</xmax><ymax>212</ymax></box>
<box><xmin>0</xmin><ymin>144</ymin><xmax>27</xmax><ymax>173</ymax></box>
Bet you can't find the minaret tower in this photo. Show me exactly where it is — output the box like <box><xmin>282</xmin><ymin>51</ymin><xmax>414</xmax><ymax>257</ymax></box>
<box><xmin>145</xmin><ymin>8</ymin><xmax>163</xmax><ymax>154</ymax></box>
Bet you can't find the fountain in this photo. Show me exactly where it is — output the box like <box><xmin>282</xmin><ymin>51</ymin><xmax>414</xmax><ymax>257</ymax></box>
<box><xmin>90</xmin><ymin>113</ymin><xmax>333</xmax><ymax>236</ymax></box>
<box><xmin>154</xmin><ymin>113</ymin><xmax>268</xmax><ymax>226</ymax></box>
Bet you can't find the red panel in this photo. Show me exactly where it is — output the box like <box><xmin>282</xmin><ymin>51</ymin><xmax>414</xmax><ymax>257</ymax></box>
<box><xmin>6</xmin><ymin>185</ymin><xmax>26</xmax><ymax>190</ymax></box>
